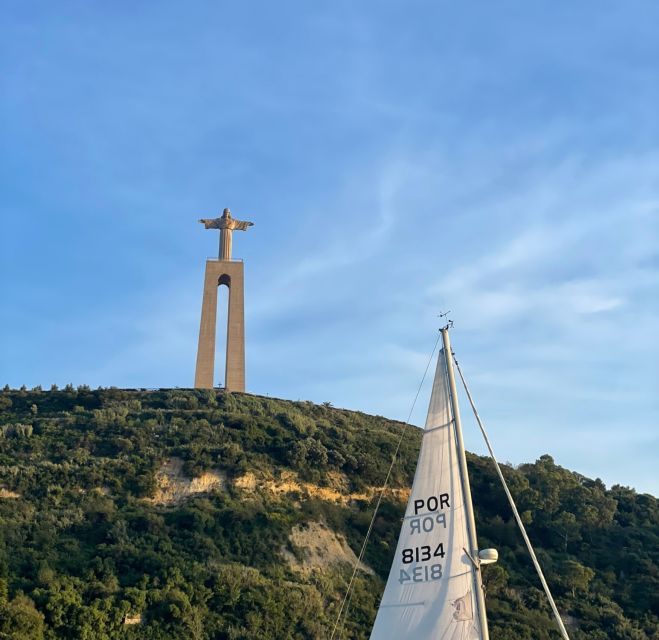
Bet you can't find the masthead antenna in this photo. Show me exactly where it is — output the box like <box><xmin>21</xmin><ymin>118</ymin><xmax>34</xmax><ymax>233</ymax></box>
<box><xmin>438</xmin><ymin>310</ymin><xmax>453</xmax><ymax>330</ymax></box>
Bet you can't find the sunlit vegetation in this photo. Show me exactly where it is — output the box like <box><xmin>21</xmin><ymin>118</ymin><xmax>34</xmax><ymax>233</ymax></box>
<box><xmin>0</xmin><ymin>385</ymin><xmax>657</xmax><ymax>638</ymax></box>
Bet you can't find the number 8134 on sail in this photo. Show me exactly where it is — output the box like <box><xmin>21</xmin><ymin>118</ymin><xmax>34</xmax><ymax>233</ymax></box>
<box><xmin>401</xmin><ymin>543</ymin><xmax>445</xmax><ymax>564</ymax></box>
<box><xmin>398</xmin><ymin>564</ymin><xmax>442</xmax><ymax>584</ymax></box>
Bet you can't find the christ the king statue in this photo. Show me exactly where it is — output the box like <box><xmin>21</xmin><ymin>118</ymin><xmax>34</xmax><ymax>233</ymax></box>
<box><xmin>200</xmin><ymin>208</ymin><xmax>254</xmax><ymax>260</ymax></box>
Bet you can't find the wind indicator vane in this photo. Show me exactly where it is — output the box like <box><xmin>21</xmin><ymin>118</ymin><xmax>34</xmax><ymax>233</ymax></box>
<box><xmin>438</xmin><ymin>310</ymin><xmax>454</xmax><ymax>330</ymax></box>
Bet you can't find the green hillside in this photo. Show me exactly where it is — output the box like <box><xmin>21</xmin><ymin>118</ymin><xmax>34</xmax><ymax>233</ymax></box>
<box><xmin>0</xmin><ymin>386</ymin><xmax>657</xmax><ymax>639</ymax></box>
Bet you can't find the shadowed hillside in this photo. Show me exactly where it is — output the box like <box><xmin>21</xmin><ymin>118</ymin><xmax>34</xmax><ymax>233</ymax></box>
<box><xmin>0</xmin><ymin>386</ymin><xmax>657</xmax><ymax>639</ymax></box>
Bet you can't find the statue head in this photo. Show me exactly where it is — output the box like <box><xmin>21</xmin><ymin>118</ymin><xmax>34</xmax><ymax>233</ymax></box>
<box><xmin>223</xmin><ymin>208</ymin><xmax>231</xmax><ymax>218</ymax></box>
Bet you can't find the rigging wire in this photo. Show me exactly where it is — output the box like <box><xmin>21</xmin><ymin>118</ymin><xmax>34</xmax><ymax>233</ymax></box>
<box><xmin>452</xmin><ymin>354</ymin><xmax>572</xmax><ymax>640</ymax></box>
<box><xmin>329</xmin><ymin>330</ymin><xmax>443</xmax><ymax>640</ymax></box>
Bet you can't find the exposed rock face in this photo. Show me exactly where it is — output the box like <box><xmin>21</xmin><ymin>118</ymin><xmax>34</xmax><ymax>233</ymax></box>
<box><xmin>284</xmin><ymin>521</ymin><xmax>373</xmax><ymax>574</ymax></box>
<box><xmin>234</xmin><ymin>469</ymin><xmax>410</xmax><ymax>504</ymax></box>
<box><xmin>147</xmin><ymin>462</ymin><xmax>407</xmax><ymax>508</ymax></box>
<box><xmin>234</xmin><ymin>471</ymin><xmax>257</xmax><ymax>491</ymax></box>
<box><xmin>0</xmin><ymin>487</ymin><xmax>20</xmax><ymax>499</ymax></box>
<box><xmin>147</xmin><ymin>458</ymin><xmax>226</xmax><ymax>506</ymax></box>
<box><xmin>123</xmin><ymin>613</ymin><xmax>143</xmax><ymax>626</ymax></box>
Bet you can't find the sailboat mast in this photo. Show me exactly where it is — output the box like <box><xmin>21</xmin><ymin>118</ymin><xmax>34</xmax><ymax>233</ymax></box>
<box><xmin>441</xmin><ymin>327</ymin><xmax>490</xmax><ymax>640</ymax></box>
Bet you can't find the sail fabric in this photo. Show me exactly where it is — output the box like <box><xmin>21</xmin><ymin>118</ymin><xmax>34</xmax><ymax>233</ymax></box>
<box><xmin>370</xmin><ymin>349</ymin><xmax>483</xmax><ymax>640</ymax></box>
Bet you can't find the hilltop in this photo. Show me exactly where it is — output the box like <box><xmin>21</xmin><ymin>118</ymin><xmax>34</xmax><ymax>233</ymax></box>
<box><xmin>0</xmin><ymin>386</ymin><xmax>657</xmax><ymax>639</ymax></box>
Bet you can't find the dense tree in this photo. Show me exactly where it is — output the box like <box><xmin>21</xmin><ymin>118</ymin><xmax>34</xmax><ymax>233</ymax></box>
<box><xmin>0</xmin><ymin>591</ymin><xmax>45</xmax><ymax>639</ymax></box>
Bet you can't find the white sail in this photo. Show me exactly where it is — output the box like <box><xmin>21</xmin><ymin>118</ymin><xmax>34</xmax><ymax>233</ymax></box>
<box><xmin>370</xmin><ymin>348</ymin><xmax>485</xmax><ymax>640</ymax></box>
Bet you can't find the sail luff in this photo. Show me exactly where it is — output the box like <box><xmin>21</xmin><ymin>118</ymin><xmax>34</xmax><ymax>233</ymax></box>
<box><xmin>441</xmin><ymin>327</ymin><xmax>490</xmax><ymax>640</ymax></box>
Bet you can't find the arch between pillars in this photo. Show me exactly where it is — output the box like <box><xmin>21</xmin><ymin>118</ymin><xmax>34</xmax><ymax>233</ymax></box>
<box><xmin>215</xmin><ymin>274</ymin><xmax>231</xmax><ymax>387</ymax></box>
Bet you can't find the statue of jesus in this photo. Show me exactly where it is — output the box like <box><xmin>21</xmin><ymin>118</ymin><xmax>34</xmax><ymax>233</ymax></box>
<box><xmin>200</xmin><ymin>208</ymin><xmax>254</xmax><ymax>260</ymax></box>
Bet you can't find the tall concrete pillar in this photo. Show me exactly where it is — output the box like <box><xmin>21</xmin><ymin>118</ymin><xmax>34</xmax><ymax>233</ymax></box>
<box><xmin>194</xmin><ymin>260</ymin><xmax>245</xmax><ymax>391</ymax></box>
<box><xmin>195</xmin><ymin>208</ymin><xmax>253</xmax><ymax>391</ymax></box>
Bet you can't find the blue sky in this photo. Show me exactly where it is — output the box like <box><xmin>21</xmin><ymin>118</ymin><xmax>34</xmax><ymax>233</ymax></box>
<box><xmin>1</xmin><ymin>2</ymin><xmax>658</xmax><ymax>495</ymax></box>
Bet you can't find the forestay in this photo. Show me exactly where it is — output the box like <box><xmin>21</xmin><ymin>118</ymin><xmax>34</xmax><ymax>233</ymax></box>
<box><xmin>370</xmin><ymin>348</ymin><xmax>485</xmax><ymax>640</ymax></box>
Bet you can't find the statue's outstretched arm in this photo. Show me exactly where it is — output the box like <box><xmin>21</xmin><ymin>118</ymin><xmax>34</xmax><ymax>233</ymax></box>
<box><xmin>199</xmin><ymin>218</ymin><xmax>220</xmax><ymax>229</ymax></box>
<box><xmin>232</xmin><ymin>220</ymin><xmax>254</xmax><ymax>231</ymax></box>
